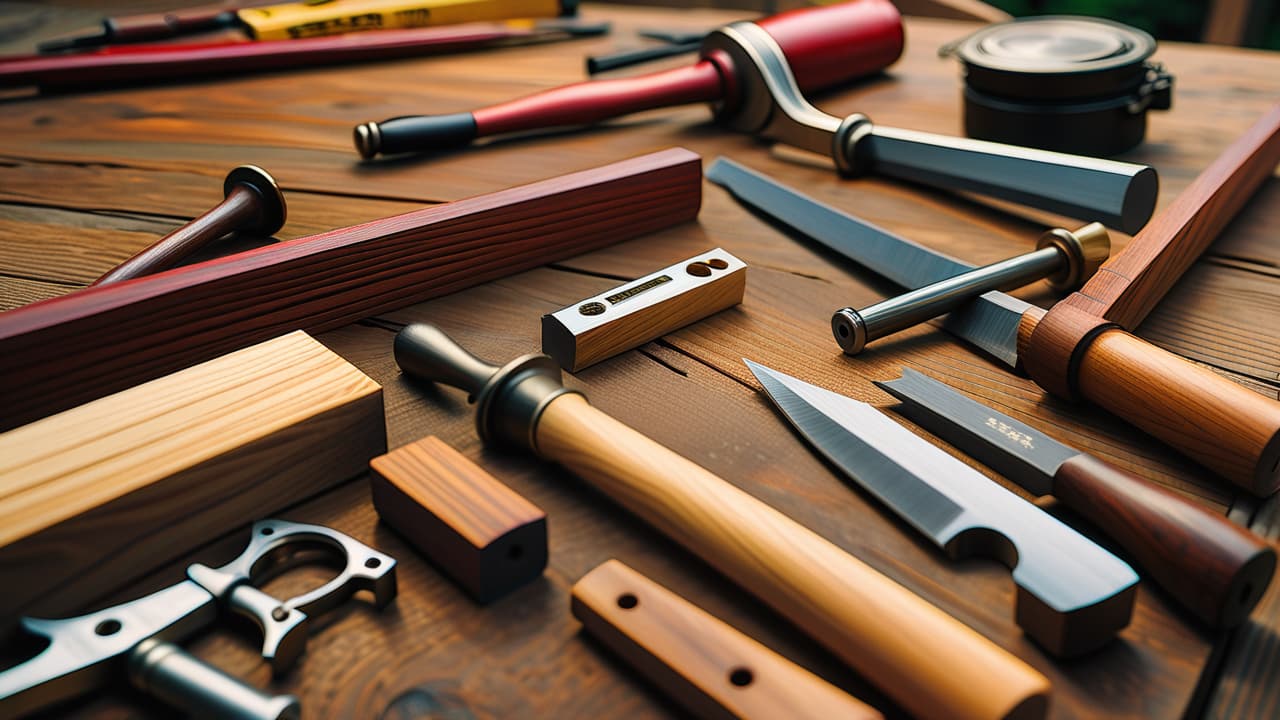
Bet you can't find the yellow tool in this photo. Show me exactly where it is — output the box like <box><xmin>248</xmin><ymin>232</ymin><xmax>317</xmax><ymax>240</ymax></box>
<box><xmin>240</xmin><ymin>0</ymin><xmax>574</xmax><ymax>41</ymax></box>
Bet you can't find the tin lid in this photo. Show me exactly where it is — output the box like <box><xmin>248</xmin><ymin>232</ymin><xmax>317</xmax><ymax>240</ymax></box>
<box><xmin>948</xmin><ymin>16</ymin><xmax>1157</xmax><ymax>100</ymax></box>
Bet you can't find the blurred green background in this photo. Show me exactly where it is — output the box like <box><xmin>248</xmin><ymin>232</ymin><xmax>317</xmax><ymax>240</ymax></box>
<box><xmin>986</xmin><ymin>0</ymin><xmax>1279</xmax><ymax>49</ymax></box>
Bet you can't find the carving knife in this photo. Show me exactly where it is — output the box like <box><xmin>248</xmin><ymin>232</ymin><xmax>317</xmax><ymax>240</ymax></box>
<box><xmin>706</xmin><ymin>144</ymin><xmax>1280</xmax><ymax>494</ymax></box>
<box><xmin>876</xmin><ymin>369</ymin><xmax>1275</xmax><ymax>629</ymax></box>
<box><xmin>744</xmin><ymin>359</ymin><xmax>1138</xmax><ymax>657</ymax></box>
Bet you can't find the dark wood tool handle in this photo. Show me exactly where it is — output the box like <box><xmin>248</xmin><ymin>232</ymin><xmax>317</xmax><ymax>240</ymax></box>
<box><xmin>106</xmin><ymin>4</ymin><xmax>238</xmax><ymax>43</ymax></box>
<box><xmin>91</xmin><ymin>186</ymin><xmax>259</xmax><ymax>286</ymax></box>
<box><xmin>1053</xmin><ymin>453</ymin><xmax>1275</xmax><ymax>628</ymax></box>
<box><xmin>571</xmin><ymin>560</ymin><xmax>882</xmax><ymax>720</ymax></box>
<box><xmin>535</xmin><ymin>393</ymin><xmax>1050</xmax><ymax>720</ymax></box>
<box><xmin>1070</xmin><ymin>328</ymin><xmax>1280</xmax><ymax>496</ymax></box>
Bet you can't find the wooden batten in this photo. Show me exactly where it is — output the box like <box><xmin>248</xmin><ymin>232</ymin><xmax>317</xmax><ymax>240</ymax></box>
<box><xmin>572</xmin><ymin>559</ymin><xmax>882</xmax><ymax>720</ymax></box>
<box><xmin>371</xmin><ymin>436</ymin><xmax>547</xmax><ymax>603</ymax></box>
<box><xmin>0</xmin><ymin>148</ymin><xmax>702</xmax><ymax>431</ymax></box>
<box><xmin>0</xmin><ymin>331</ymin><xmax>385</xmax><ymax>627</ymax></box>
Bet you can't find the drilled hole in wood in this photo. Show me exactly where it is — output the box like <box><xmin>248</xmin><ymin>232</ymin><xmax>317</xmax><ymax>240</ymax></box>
<box><xmin>95</xmin><ymin>619</ymin><xmax>122</xmax><ymax>636</ymax></box>
<box><xmin>729</xmin><ymin>667</ymin><xmax>753</xmax><ymax>687</ymax></box>
<box><xmin>617</xmin><ymin>593</ymin><xmax>638</xmax><ymax>610</ymax></box>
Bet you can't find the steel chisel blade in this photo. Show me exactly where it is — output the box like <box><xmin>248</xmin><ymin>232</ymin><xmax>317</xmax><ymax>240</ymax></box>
<box><xmin>875</xmin><ymin>369</ymin><xmax>1078</xmax><ymax>496</ymax></box>
<box><xmin>707</xmin><ymin>157</ymin><xmax>1031</xmax><ymax>366</ymax></box>
<box><xmin>744</xmin><ymin>358</ymin><xmax>1137</xmax><ymax>655</ymax></box>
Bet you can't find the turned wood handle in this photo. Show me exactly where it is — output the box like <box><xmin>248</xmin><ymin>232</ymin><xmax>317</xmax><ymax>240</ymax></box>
<box><xmin>1070</xmin><ymin>328</ymin><xmax>1280</xmax><ymax>496</ymax></box>
<box><xmin>536</xmin><ymin>394</ymin><xmax>1050</xmax><ymax>720</ymax></box>
<box><xmin>92</xmin><ymin>187</ymin><xmax>260</xmax><ymax>286</ymax></box>
<box><xmin>571</xmin><ymin>559</ymin><xmax>881</xmax><ymax>720</ymax></box>
<box><xmin>1053</xmin><ymin>454</ymin><xmax>1275</xmax><ymax>628</ymax></box>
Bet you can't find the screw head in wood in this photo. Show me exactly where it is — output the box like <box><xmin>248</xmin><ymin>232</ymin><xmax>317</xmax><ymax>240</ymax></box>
<box><xmin>224</xmin><ymin>165</ymin><xmax>287</xmax><ymax>236</ymax></box>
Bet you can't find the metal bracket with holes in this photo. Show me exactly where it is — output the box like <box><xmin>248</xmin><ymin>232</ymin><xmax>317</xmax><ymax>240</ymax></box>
<box><xmin>0</xmin><ymin>519</ymin><xmax>396</xmax><ymax>720</ymax></box>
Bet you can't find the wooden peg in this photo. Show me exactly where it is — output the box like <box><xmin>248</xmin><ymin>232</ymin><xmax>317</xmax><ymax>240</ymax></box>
<box><xmin>92</xmin><ymin>165</ymin><xmax>287</xmax><ymax>286</ymax></box>
<box><xmin>542</xmin><ymin>248</ymin><xmax>746</xmax><ymax>371</ymax></box>
<box><xmin>572</xmin><ymin>559</ymin><xmax>881</xmax><ymax>720</ymax></box>
<box><xmin>370</xmin><ymin>436</ymin><xmax>547</xmax><ymax>603</ymax></box>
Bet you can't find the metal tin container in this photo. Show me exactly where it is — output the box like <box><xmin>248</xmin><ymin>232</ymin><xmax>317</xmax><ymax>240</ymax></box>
<box><xmin>944</xmin><ymin>16</ymin><xmax>1173</xmax><ymax>156</ymax></box>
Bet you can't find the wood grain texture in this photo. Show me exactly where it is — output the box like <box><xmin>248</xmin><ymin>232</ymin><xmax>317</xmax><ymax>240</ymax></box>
<box><xmin>1054</xmin><ymin>454</ymin><xmax>1276</xmax><ymax>629</ymax></box>
<box><xmin>0</xmin><ymin>147</ymin><xmax>702</xmax><ymax>431</ymax></box>
<box><xmin>1207</xmin><ymin>492</ymin><xmax>1280</xmax><ymax>719</ymax></box>
<box><xmin>536</xmin><ymin>392</ymin><xmax>1050</xmax><ymax>720</ymax></box>
<box><xmin>0</xmin><ymin>330</ymin><xmax>385</xmax><ymax>628</ymax></box>
<box><xmin>1068</xmin><ymin>326</ymin><xmax>1280</xmax><ymax>495</ymax></box>
<box><xmin>370</xmin><ymin>435</ymin><xmax>547</xmax><ymax>603</ymax></box>
<box><xmin>571</xmin><ymin>559</ymin><xmax>882</xmax><ymax>720</ymax></box>
<box><xmin>3</xmin><ymin>4</ymin><xmax>1274</xmax><ymax>718</ymax></box>
<box><xmin>1059</xmin><ymin>103</ymin><xmax>1280</xmax><ymax>328</ymax></box>
<box><xmin>1016</xmin><ymin>107</ymin><xmax>1280</xmax><ymax>491</ymax></box>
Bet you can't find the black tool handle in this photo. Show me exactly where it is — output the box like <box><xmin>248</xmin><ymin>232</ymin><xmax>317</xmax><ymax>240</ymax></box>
<box><xmin>850</xmin><ymin>124</ymin><xmax>1158</xmax><ymax>234</ymax></box>
<box><xmin>394</xmin><ymin>324</ymin><xmax>497</xmax><ymax>395</ymax></box>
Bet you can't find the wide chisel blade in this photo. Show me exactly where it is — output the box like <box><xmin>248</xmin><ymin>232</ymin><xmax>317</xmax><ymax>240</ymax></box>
<box><xmin>707</xmin><ymin>157</ymin><xmax>1030</xmax><ymax>366</ymax></box>
<box><xmin>745</xmin><ymin>359</ymin><xmax>1137</xmax><ymax>656</ymax></box>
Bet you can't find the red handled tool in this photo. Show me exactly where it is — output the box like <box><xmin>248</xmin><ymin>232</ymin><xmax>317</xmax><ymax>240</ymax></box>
<box><xmin>354</xmin><ymin>0</ymin><xmax>905</xmax><ymax>158</ymax></box>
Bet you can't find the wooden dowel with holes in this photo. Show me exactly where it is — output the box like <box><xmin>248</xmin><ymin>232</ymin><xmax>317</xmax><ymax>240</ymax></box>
<box><xmin>571</xmin><ymin>559</ymin><xmax>882</xmax><ymax>720</ymax></box>
<box><xmin>536</xmin><ymin>393</ymin><xmax>1050</xmax><ymax>720</ymax></box>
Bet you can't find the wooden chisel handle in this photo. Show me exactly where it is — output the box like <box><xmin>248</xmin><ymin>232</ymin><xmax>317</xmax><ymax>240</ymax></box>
<box><xmin>1021</xmin><ymin>309</ymin><xmax>1280</xmax><ymax>495</ymax></box>
<box><xmin>1053</xmin><ymin>453</ymin><xmax>1275</xmax><ymax>628</ymax></box>
<box><xmin>536</xmin><ymin>393</ymin><xmax>1050</xmax><ymax>720</ymax></box>
<box><xmin>572</xmin><ymin>560</ymin><xmax>882</xmax><ymax>720</ymax></box>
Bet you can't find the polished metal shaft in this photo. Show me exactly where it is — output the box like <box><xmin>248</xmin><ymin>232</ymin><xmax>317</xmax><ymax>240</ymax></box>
<box><xmin>832</xmin><ymin>223</ymin><xmax>1109</xmax><ymax>355</ymax></box>
<box><xmin>128</xmin><ymin>639</ymin><xmax>300</xmax><ymax>720</ymax></box>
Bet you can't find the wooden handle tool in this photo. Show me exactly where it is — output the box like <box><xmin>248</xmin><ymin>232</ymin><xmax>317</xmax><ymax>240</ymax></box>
<box><xmin>91</xmin><ymin>165</ymin><xmax>286</xmax><ymax>286</ymax></box>
<box><xmin>571</xmin><ymin>559</ymin><xmax>882</xmax><ymax>720</ymax></box>
<box><xmin>878</xmin><ymin>368</ymin><xmax>1276</xmax><ymax>629</ymax></box>
<box><xmin>1023</xmin><ymin>104</ymin><xmax>1280</xmax><ymax>495</ymax></box>
<box><xmin>1054</xmin><ymin>454</ymin><xmax>1274</xmax><ymax>627</ymax></box>
<box><xmin>393</xmin><ymin>324</ymin><xmax>1051</xmax><ymax>720</ymax></box>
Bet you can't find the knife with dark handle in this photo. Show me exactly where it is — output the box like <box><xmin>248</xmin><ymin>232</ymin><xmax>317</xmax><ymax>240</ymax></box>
<box><xmin>876</xmin><ymin>369</ymin><xmax>1276</xmax><ymax>629</ymax></box>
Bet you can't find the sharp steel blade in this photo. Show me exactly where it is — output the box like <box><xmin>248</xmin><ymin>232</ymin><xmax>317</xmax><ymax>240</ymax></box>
<box><xmin>745</xmin><ymin>359</ymin><xmax>1136</xmax><ymax>614</ymax></box>
<box><xmin>706</xmin><ymin>157</ymin><xmax>1029</xmax><ymax>366</ymax></box>
<box><xmin>876</xmin><ymin>369</ymin><xmax>1079</xmax><ymax>496</ymax></box>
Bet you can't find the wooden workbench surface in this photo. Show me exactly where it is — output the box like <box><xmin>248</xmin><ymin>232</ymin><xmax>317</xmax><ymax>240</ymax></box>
<box><xmin>1</xmin><ymin>3</ymin><xmax>1278</xmax><ymax>718</ymax></box>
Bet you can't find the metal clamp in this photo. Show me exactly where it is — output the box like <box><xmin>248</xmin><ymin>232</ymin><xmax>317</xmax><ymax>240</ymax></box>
<box><xmin>0</xmin><ymin>520</ymin><xmax>396</xmax><ymax>719</ymax></box>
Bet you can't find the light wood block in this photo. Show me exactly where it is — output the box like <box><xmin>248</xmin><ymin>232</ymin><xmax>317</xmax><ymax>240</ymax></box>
<box><xmin>572</xmin><ymin>559</ymin><xmax>882</xmax><ymax>720</ymax></box>
<box><xmin>0</xmin><ymin>331</ymin><xmax>385</xmax><ymax>627</ymax></box>
<box><xmin>371</xmin><ymin>436</ymin><xmax>547</xmax><ymax>603</ymax></box>
<box><xmin>542</xmin><ymin>248</ymin><xmax>746</xmax><ymax>372</ymax></box>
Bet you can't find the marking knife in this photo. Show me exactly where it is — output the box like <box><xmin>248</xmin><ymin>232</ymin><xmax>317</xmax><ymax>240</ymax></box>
<box><xmin>876</xmin><ymin>369</ymin><xmax>1275</xmax><ymax>629</ymax></box>
<box><xmin>745</xmin><ymin>359</ymin><xmax>1138</xmax><ymax>657</ymax></box>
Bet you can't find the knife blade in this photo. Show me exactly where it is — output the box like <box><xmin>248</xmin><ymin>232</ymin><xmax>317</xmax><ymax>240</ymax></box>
<box><xmin>707</xmin><ymin>154</ymin><xmax>1280</xmax><ymax>494</ymax></box>
<box><xmin>744</xmin><ymin>359</ymin><xmax>1137</xmax><ymax>657</ymax></box>
<box><xmin>876</xmin><ymin>368</ymin><xmax>1275</xmax><ymax>629</ymax></box>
